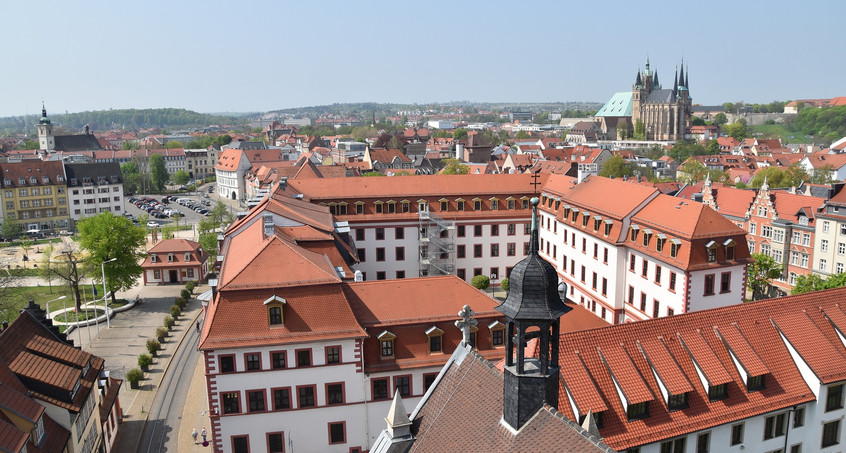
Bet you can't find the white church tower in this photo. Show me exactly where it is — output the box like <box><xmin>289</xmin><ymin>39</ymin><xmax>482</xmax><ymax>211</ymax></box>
<box><xmin>37</xmin><ymin>103</ymin><xmax>56</xmax><ymax>151</ymax></box>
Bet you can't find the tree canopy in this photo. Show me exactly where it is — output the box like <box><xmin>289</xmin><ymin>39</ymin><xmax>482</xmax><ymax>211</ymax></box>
<box><xmin>792</xmin><ymin>272</ymin><xmax>846</xmax><ymax>295</ymax></box>
<box><xmin>77</xmin><ymin>212</ymin><xmax>147</xmax><ymax>304</ymax></box>
<box><xmin>442</xmin><ymin>159</ymin><xmax>470</xmax><ymax>175</ymax></box>
<box><xmin>748</xmin><ymin>164</ymin><xmax>808</xmax><ymax>188</ymax></box>
<box><xmin>748</xmin><ymin>253</ymin><xmax>783</xmax><ymax>300</ymax></box>
<box><xmin>149</xmin><ymin>154</ymin><xmax>169</xmax><ymax>192</ymax></box>
<box><xmin>172</xmin><ymin>170</ymin><xmax>191</xmax><ymax>186</ymax></box>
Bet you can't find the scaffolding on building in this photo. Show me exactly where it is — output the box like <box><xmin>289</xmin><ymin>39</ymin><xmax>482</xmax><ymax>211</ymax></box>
<box><xmin>418</xmin><ymin>210</ymin><xmax>456</xmax><ymax>276</ymax></box>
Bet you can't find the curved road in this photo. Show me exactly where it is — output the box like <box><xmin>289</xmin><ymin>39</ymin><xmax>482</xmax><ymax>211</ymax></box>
<box><xmin>136</xmin><ymin>319</ymin><xmax>201</xmax><ymax>453</ymax></box>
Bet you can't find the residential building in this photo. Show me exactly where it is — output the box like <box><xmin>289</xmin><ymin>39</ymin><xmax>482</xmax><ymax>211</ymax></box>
<box><xmin>65</xmin><ymin>162</ymin><xmax>124</xmax><ymax>223</ymax></box>
<box><xmin>0</xmin><ymin>304</ymin><xmax>122</xmax><ymax>453</ymax></box>
<box><xmin>0</xmin><ymin>160</ymin><xmax>69</xmax><ymax>233</ymax></box>
<box><xmin>215</xmin><ymin>148</ymin><xmax>294</xmax><ymax>201</ymax></box>
<box><xmin>286</xmin><ymin>173</ymin><xmax>544</xmax><ymax>285</ymax></box>
<box><xmin>539</xmin><ymin>175</ymin><xmax>750</xmax><ymax>324</ymax></box>
<box><xmin>141</xmin><ymin>239</ymin><xmax>209</xmax><ymax>285</ymax></box>
<box><xmin>813</xmin><ymin>186</ymin><xmax>846</xmax><ymax>277</ymax></box>
<box><xmin>184</xmin><ymin>148</ymin><xmax>220</xmax><ymax>179</ymax></box>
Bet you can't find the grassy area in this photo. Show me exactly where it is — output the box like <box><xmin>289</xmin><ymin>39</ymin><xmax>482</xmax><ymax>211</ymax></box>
<box><xmin>55</xmin><ymin>309</ymin><xmax>102</xmax><ymax>323</ymax></box>
<box><xmin>748</xmin><ymin>124</ymin><xmax>815</xmax><ymax>144</ymax></box>
<box><xmin>0</xmin><ymin>285</ymin><xmax>103</xmax><ymax>325</ymax></box>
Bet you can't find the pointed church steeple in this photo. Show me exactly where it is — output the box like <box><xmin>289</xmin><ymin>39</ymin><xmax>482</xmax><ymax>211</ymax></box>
<box><xmin>497</xmin><ymin>197</ymin><xmax>569</xmax><ymax>431</ymax></box>
<box><xmin>685</xmin><ymin>65</ymin><xmax>689</xmax><ymax>90</ymax></box>
<box><xmin>654</xmin><ymin>71</ymin><xmax>659</xmax><ymax>89</ymax></box>
<box><xmin>673</xmin><ymin>66</ymin><xmax>679</xmax><ymax>95</ymax></box>
<box><xmin>635</xmin><ymin>69</ymin><xmax>642</xmax><ymax>88</ymax></box>
<box><xmin>678</xmin><ymin>63</ymin><xmax>686</xmax><ymax>89</ymax></box>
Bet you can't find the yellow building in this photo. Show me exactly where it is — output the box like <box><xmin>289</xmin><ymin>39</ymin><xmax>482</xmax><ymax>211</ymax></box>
<box><xmin>1</xmin><ymin>160</ymin><xmax>70</xmax><ymax>233</ymax></box>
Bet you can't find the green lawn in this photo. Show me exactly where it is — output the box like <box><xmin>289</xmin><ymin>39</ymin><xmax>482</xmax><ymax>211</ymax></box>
<box><xmin>0</xmin><ymin>285</ymin><xmax>112</xmax><ymax>325</ymax></box>
<box><xmin>748</xmin><ymin>124</ymin><xmax>814</xmax><ymax>144</ymax></box>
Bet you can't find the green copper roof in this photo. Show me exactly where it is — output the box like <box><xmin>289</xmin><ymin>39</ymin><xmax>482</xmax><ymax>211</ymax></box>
<box><xmin>595</xmin><ymin>92</ymin><xmax>633</xmax><ymax>117</ymax></box>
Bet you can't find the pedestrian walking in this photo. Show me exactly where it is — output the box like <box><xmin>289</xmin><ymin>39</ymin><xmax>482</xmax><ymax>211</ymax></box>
<box><xmin>191</xmin><ymin>428</ymin><xmax>198</xmax><ymax>444</ymax></box>
<box><xmin>196</xmin><ymin>320</ymin><xmax>200</xmax><ymax>332</ymax></box>
<box><xmin>201</xmin><ymin>427</ymin><xmax>207</xmax><ymax>442</ymax></box>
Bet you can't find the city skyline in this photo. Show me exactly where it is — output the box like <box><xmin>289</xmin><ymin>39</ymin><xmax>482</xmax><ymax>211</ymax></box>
<box><xmin>2</xmin><ymin>0</ymin><xmax>843</xmax><ymax>118</ymax></box>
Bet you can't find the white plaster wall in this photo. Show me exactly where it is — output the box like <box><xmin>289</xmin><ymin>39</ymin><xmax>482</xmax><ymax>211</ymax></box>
<box><xmin>687</xmin><ymin>265</ymin><xmax>746</xmax><ymax>312</ymax></box>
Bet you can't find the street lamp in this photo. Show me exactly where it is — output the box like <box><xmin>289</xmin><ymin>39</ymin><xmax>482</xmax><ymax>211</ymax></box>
<box><xmin>101</xmin><ymin>258</ymin><xmax>117</xmax><ymax>328</ymax></box>
<box><xmin>45</xmin><ymin>295</ymin><xmax>67</xmax><ymax>319</ymax></box>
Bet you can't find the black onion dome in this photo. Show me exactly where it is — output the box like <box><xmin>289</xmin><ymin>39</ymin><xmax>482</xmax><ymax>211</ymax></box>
<box><xmin>496</xmin><ymin>198</ymin><xmax>570</xmax><ymax>321</ymax></box>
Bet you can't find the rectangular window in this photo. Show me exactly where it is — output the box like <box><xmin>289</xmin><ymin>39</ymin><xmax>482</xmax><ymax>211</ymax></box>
<box><xmin>372</xmin><ymin>378</ymin><xmax>389</xmax><ymax>400</ymax></box>
<box><xmin>627</xmin><ymin>402</ymin><xmax>648</xmax><ymax>420</ymax></box>
<box><xmin>731</xmin><ymin>423</ymin><xmax>744</xmax><ymax>446</ymax></box>
<box><xmin>507</xmin><ymin>223</ymin><xmax>516</xmax><ymax>235</ymax></box>
<box><xmin>708</xmin><ymin>383</ymin><xmax>727</xmax><ymax>400</ymax></box>
<box><xmin>376</xmin><ymin>248</ymin><xmax>385</xmax><ymax>261</ymax></box>
<box><xmin>297</xmin><ymin>385</ymin><xmax>316</xmax><ymax>408</ymax></box>
<box><xmin>424</xmin><ymin>373</ymin><xmax>438</xmax><ymax>391</ymax></box>
<box><xmin>429</xmin><ymin>334</ymin><xmax>442</xmax><ymax>353</ymax></box>
<box><xmin>659</xmin><ymin>437</ymin><xmax>686</xmax><ymax>453</ymax></box>
<box><xmin>474</xmin><ymin>244</ymin><xmax>483</xmax><ymax>258</ymax></box>
<box><xmin>357</xmin><ymin>248</ymin><xmax>366</xmax><ymax>262</ymax></box>
<box><xmin>603</xmin><ymin>247</ymin><xmax>608</xmax><ymax>263</ymax></box>
<box><xmin>222</xmin><ymin>392</ymin><xmax>240</xmax><ymax>414</ymax></box>
<box><xmin>457</xmin><ymin>225</ymin><xmax>465</xmax><ymax>237</ymax></box>
<box><xmin>763</xmin><ymin>413</ymin><xmax>786</xmax><ymax>440</ymax></box>
<box><xmin>395</xmin><ymin>247</ymin><xmax>405</xmax><ymax>261</ymax></box>
<box><xmin>457</xmin><ymin>268</ymin><xmax>466</xmax><ymax>280</ymax></box>
<box><xmin>248</xmin><ymin>390</ymin><xmax>266</xmax><ymax>412</ymax></box>
<box><xmin>326</xmin><ymin>383</ymin><xmax>344</xmax><ymax>405</ymax></box>
<box><xmin>491</xmin><ymin>224</ymin><xmax>499</xmax><ymax>236</ymax></box>
<box><xmin>328</xmin><ymin>422</ymin><xmax>346</xmax><ymax>445</ymax></box>
<box><xmin>232</xmin><ymin>436</ymin><xmax>249</xmax><ymax>453</ymax></box>
<box><xmin>219</xmin><ymin>355</ymin><xmax>235</xmax><ymax>373</ymax></box>
<box><xmin>720</xmin><ymin>272</ymin><xmax>731</xmax><ymax>293</ymax></box>
<box><xmin>628</xmin><ymin>286</ymin><xmax>634</xmax><ymax>305</ymax></box>
<box><xmin>826</xmin><ymin>384</ymin><xmax>844</xmax><ymax>412</ymax></box>
<box><xmin>581</xmin><ymin>266</ymin><xmax>586</xmax><ymax>282</ymax></box>
<box><xmin>704</xmin><ymin>274</ymin><xmax>715</xmax><ymax>296</ymax></box>
<box><xmin>395</xmin><ymin>227</ymin><xmax>404</xmax><ymax>239</ymax></box>
<box><xmin>355</xmin><ymin>229</ymin><xmax>365</xmax><ymax>241</ymax></box>
<box><xmin>394</xmin><ymin>375</ymin><xmax>411</xmax><ymax>397</ymax></box>
<box><xmin>457</xmin><ymin>245</ymin><xmax>465</xmax><ymax>258</ymax></box>
<box><xmin>602</xmin><ymin>278</ymin><xmax>607</xmax><ymax>296</ymax></box>
<box><xmin>822</xmin><ymin>420</ymin><xmax>840</xmax><ymax>448</ymax></box>
<box><xmin>377</xmin><ymin>271</ymin><xmax>386</xmax><ymax>280</ymax></box>
<box><xmin>245</xmin><ymin>353</ymin><xmax>261</xmax><ymax>371</ymax></box>
<box><xmin>696</xmin><ymin>432</ymin><xmax>710</xmax><ymax>453</ymax></box>
<box><xmin>271</xmin><ymin>352</ymin><xmax>286</xmax><ymax>369</ymax></box>
<box><xmin>653</xmin><ymin>300</ymin><xmax>660</xmax><ymax>318</ymax></box>
<box><xmin>268</xmin><ymin>432</ymin><xmax>285</xmax><ymax>452</ymax></box>
<box><xmin>490</xmin><ymin>243</ymin><xmax>499</xmax><ymax>257</ymax></box>
<box><xmin>326</xmin><ymin>346</ymin><xmax>341</xmax><ymax>364</ymax></box>
<box><xmin>474</xmin><ymin>225</ymin><xmax>483</xmax><ymax>237</ymax></box>
<box><xmin>630</xmin><ymin>254</ymin><xmax>636</xmax><ymax>272</ymax></box>
<box><xmin>655</xmin><ymin>265</ymin><xmax>662</xmax><ymax>284</ymax></box>
<box><xmin>592</xmin><ymin>272</ymin><xmax>597</xmax><ymax>290</ymax></box>
<box><xmin>507</xmin><ymin>243</ymin><xmax>516</xmax><ymax>256</ymax></box>
<box><xmin>822</xmin><ymin>239</ymin><xmax>830</xmax><ymax>252</ymax></box>
<box><xmin>593</xmin><ymin>243</ymin><xmax>598</xmax><ymax>259</ymax></box>
<box><xmin>273</xmin><ymin>388</ymin><xmax>290</xmax><ymax>410</ymax></box>
<box><xmin>642</xmin><ymin>259</ymin><xmax>648</xmax><ymax>278</ymax></box>
<box><xmin>296</xmin><ymin>349</ymin><xmax>312</xmax><ymax>367</ymax></box>
<box><xmin>640</xmin><ymin>292</ymin><xmax>647</xmax><ymax>312</ymax></box>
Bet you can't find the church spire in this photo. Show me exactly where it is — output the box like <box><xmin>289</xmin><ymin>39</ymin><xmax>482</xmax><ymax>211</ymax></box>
<box><xmin>635</xmin><ymin>69</ymin><xmax>642</xmax><ymax>87</ymax></box>
<box><xmin>678</xmin><ymin>62</ymin><xmax>685</xmax><ymax>89</ymax></box>
<box><xmin>673</xmin><ymin>66</ymin><xmax>678</xmax><ymax>95</ymax></box>
<box><xmin>654</xmin><ymin>71</ymin><xmax>659</xmax><ymax>88</ymax></box>
<box><xmin>685</xmin><ymin>64</ymin><xmax>689</xmax><ymax>90</ymax></box>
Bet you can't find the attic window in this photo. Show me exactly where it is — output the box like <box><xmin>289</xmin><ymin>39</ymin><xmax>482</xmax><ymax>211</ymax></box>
<box><xmin>706</xmin><ymin>241</ymin><xmax>718</xmax><ymax>262</ymax></box>
<box><xmin>264</xmin><ymin>296</ymin><xmax>286</xmax><ymax>326</ymax></box>
<box><xmin>57</xmin><ymin>175</ymin><xmax>64</xmax><ymax>182</ymax></box>
<box><xmin>42</xmin><ymin>176</ymin><xmax>49</xmax><ymax>183</ymax></box>
<box><xmin>563</xmin><ymin>206</ymin><xmax>570</xmax><ymax>218</ymax></box>
<box><xmin>374</xmin><ymin>201</ymin><xmax>384</xmax><ymax>214</ymax></box>
<box><xmin>378</xmin><ymin>331</ymin><xmax>396</xmax><ymax>357</ymax></box>
<box><xmin>670</xmin><ymin>239</ymin><xmax>681</xmax><ymax>258</ymax></box>
<box><xmin>554</xmin><ymin>200</ymin><xmax>560</xmax><ymax>211</ymax></box>
<box><xmin>29</xmin><ymin>176</ymin><xmax>37</xmax><ymax>184</ymax></box>
<box><xmin>604</xmin><ymin>219</ymin><xmax>613</xmax><ymax>236</ymax></box>
<box><xmin>167</xmin><ymin>253</ymin><xmax>174</xmax><ymax>262</ymax></box>
<box><xmin>627</xmin><ymin>401</ymin><xmax>649</xmax><ymax>420</ymax></box>
<box><xmin>354</xmin><ymin>201</ymin><xmax>365</xmax><ymax>214</ymax></box>
<box><xmin>747</xmin><ymin>375</ymin><xmax>766</xmax><ymax>392</ymax></box>
<box><xmin>489</xmin><ymin>320</ymin><xmax>506</xmax><ymax>347</ymax></box>
<box><xmin>456</xmin><ymin>199</ymin><xmax>465</xmax><ymax>211</ymax></box>
<box><xmin>723</xmin><ymin>239</ymin><xmax>736</xmax><ymax>261</ymax></box>
<box><xmin>570</xmin><ymin>207</ymin><xmax>579</xmax><ymax>222</ymax></box>
<box><xmin>426</xmin><ymin>326</ymin><xmax>444</xmax><ymax>353</ymax></box>
<box><xmin>582</xmin><ymin>212</ymin><xmax>590</xmax><ymax>227</ymax></box>
<box><xmin>472</xmin><ymin>198</ymin><xmax>482</xmax><ymax>211</ymax></box>
<box><xmin>630</xmin><ymin>225</ymin><xmax>640</xmax><ymax>241</ymax></box>
<box><xmin>656</xmin><ymin>234</ymin><xmax>667</xmax><ymax>252</ymax></box>
<box><xmin>439</xmin><ymin>198</ymin><xmax>449</xmax><ymax>211</ymax></box>
<box><xmin>387</xmin><ymin>200</ymin><xmax>397</xmax><ymax>213</ymax></box>
<box><xmin>184</xmin><ymin>253</ymin><xmax>191</xmax><ymax>262</ymax></box>
<box><xmin>401</xmin><ymin>201</ymin><xmax>410</xmax><ymax>213</ymax></box>
<box><xmin>150</xmin><ymin>254</ymin><xmax>157</xmax><ymax>263</ymax></box>
<box><xmin>667</xmin><ymin>393</ymin><xmax>688</xmax><ymax>411</ymax></box>
<box><xmin>642</xmin><ymin>229</ymin><xmax>652</xmax><ymax>247</ymax></box>
<box><xmin>18</xmin><ymin>177</ymin><xmax>25</xmax><ymax>185</ymax></box>
<box><xmin>708</xmin><ymin>383</ymin><xmax>728</xmax><ymax>401</ymax></box>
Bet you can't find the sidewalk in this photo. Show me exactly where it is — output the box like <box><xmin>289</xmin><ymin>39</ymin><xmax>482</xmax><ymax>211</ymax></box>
<box><xmin>79</xmin><ymin>283</ymin><xmax>207</xmax><ymax>451</ymax></box>
<box><xmin>177</xmin><ymin>354</ymin><xmax>212</xmax><ymax>451</ymax></box>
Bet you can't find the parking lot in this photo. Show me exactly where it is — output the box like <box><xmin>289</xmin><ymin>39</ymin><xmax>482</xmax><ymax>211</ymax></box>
<box><xmin>124</xmin><ymin>185</ymin><xmax>217</xmax><ymax>229</ymax></box>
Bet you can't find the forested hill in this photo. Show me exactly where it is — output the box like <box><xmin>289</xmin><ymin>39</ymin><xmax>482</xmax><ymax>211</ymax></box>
<box><xmin>0</xmin><ymin>108</ymin><xmax>248</xmax><ymax>135</ymax></box>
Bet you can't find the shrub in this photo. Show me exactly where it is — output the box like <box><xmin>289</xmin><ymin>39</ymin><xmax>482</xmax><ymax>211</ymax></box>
<box><xmin>126</xmin><ymin>368</ymin><xmax>143</xmax><ymax>383</ymax></box>
<box><xmin>138</xmin><ymin>353</ymin><xmax>152</xmax><ymax>368</ymax></box>
<box><xmin>146</xmin><ymin>339</ymin><xmax>160</xmax><ymax>354</ymax></box>
<box><xmin>155</xmin><ymin>327</ymin><xmax>168</xmax><ymax>339</ymax></box>
<box><xmin>181</xmin><ymin>289</ymin><xmax>191</xmax><ymax>300</ymax></box>
<box><xmin>471</xmin><ymin>274</ymin><xmax>490</xmax><ymax>291</ymax></box>
<box><xmin>186</xmin><ymin>281</ymin><xmax>195</xmax><ymax>292</ymax></box>
<box><xmin>170</xmin><ymin>305</ymin><xmax>181</xmax><ymax>318</ymax></box>
<box><xmin>501</xmin><ymin>277</ymin><xmax>510</xmax><ymax>293</ymax></box>
<box><xmin>164</xmin><ymin>316</ymin><xmax>174</xmax><ymax>329</ymax></box>
<box><xmin>174</xmin><ymin>297</ymin><xmax>185</xmax><ymax>309</ymax></box>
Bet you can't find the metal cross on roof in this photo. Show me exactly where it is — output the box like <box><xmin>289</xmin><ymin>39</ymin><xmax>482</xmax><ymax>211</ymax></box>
<box><xmin>455</xmin><ymin>304</ymin><xmax>477</xmax><ymax>345</ymax></box>
<box><xmin>530</xmin><ymin>169</ymin><xmax>542</xmax><ymax>195</ymax></box>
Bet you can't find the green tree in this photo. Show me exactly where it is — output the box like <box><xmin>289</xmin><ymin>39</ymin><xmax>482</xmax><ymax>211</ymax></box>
<box><xmin>149</xmin><ymin>153</ymin><xmax>168</xmax><ymax>193</ymax></box>
<box><xmin>164</xmin><ymin>141</ymin><xmax>183</xmax><ymax>149</ymax></box>
<box><xmin>714</xmin><ymin>113</ymin><xmax>728</xmax><ymax>126</ymax></box>
<box><xmin>19</xmin><ymin>236</ymin><xmax>34</xmax><ymax>269</ymax></box>
<box><xmin>633</xmin><ymin>119</ymin><xmax>646</xmax><ymax>140</ymax></box>
<box><xmin>706</xmin><ymin>139</ymin><xmax>720</xmax><ymax>155</ymax></box>
<box><xmin>691</xmin><ymin>116</ymin><xmax>706</xmax><ymax>126</ymax></box>
<box><xmin>77</xmin><ymin>212</ymin><xmax>146</xmax><ymax>305</ymax></box>
<box><xmin>748</xmin><ymin>253</ymin><xmax>783</xmax><ymax>300</ymax></box>
<box><xmin>198</xmin><ymin>232</ymin><xmax>219</xmax><ymax>264</ymax></box>
<box><xmin>643</xmin><ymin>144</ymin><xmax>665</xmax><ymax>161</ymax></box>
<box><xmin>722</xmin><ymin>121</ymin><xmax>748</xmax><ymax>140</ymax></box>
<box><xmin>121</xmin><ymin>161</ymin><xmax>141</xmax><ymax>194</ymax></box>
<box><xmin>1</xmin><ymin>219</ymin><xmax>21</xmax><ymax>240</ymax></box>
<box><xmin>810</xmin><ymin>164</ymin><xmax>835</xmax><ymax>184</ymax></box>
<box><xmin>471</xmin><ymin>274</ymin><xmax>490</xmax><ymax>291</ymax></box>
<box><xmin>453</xmin><ymin>128</ymin><xmax>468</xmax><ymax>141</ymax></box>
<box><xmin>515</xmin><ymin>131</ymin><xmax>531</xmax><ymax>139</ymax></box>
<box><xmin>723</xmin><ymin>103</ymin><xmax>734</xmax><ymax>113</ymax></box>
<box><xmin>172</xmin><ymin>170</ymin><xmax>190</xmax><ymax>186</ymax></box>
<box><xmin>15</xmin><ymin>139</ymin><xmax>39</xmax><ymax>150</ymax></box>
<box><xmin>677</xmin><ymin>159</ymin><xmax>708</xmax><ymax>184</ymax></box>
<box><xmin>792</xmin><ymin>272</ymin><xmax>846</xmax><ymax>295</ymax></box>
<box><xmin>598</xmin><ymin>155</ymin><xmax>632</xmax><ymax>178</ymax></box>
<box><xmin>617</xmin><ymin>121</ymin><xmax>631</xmax><ymax>140</ymax></box>
<box><xmin>121</xmin><ymin>141</ymin><xmax>140</xmax><ymax>150</ymax></box>
<box><xmin>748</xmin><ymin>165</ymin><xmax>807</xmax><ymax>188</ymax></box>
<box><xmin>500</xmin><ymin>277</ymin><xmax>509</xmax><ymax>293</ymax></box>
<box><xmin>442</xmin><ymin>159</ymin><xmax>469</xmax><ymax>175</ymax></box>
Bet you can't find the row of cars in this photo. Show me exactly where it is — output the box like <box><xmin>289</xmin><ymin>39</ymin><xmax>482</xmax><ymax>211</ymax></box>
<box><xmin>174</xmin><ymin>196</ymin><xmax>213</xmax><ymax>215</ymax></box>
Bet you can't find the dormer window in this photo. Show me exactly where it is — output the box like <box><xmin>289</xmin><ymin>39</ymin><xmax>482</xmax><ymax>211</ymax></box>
<box><xmin>642</xmin><ymin>229</ymin><xmax>652</xmax><ymax>247</ymax></box>
<box><xmin>593</xmin><ymin>217</ymin><xmax>601</xmax><ymax>231</ymax></box>
<box><xmin>724</xmin><ymin>239</ymin><xmax>736</xmax><ymax>260</ymax></box>
<box><xmin>571</xmin><ymin>207</ymin><xmax>579</xmax><ymax>222</ymax></box>
<box><xmin>33</xmin><ymin>414</ymin><xmax>46</xmax><ymax>445</ymax></box>
<box><xmin>386</xmin><ymin>200</ymin><xmax>396</xmax><ymax>213</ymax></box>
<box><xmin>627</xmin><ymin>401</ymin><xmax>649</xmax><ymax>420</ymax></box>
<box><xmin>473</xmin><ymin>198</ymin><xmax>482</xmax><ymax>211</ymax></box>
<box><xmin>521</xmin><ymin>198</ymin><xmax>529</xmax><ymax>209</ymax></box>
<box><xmin>507</xmin><ymin>197</ymin><xmax>516</xmax><ymax>209</ymax></box>
<box><xmin>3</xmin><ymin>178</ymin><xmax>9</xmax><ymax>186</ymax></box>
<box><xmin>670</xmin><ymin>240</ymin><xmax>681</xmax><ymax>258</ymax></box>
<box><xmin>42</xmin><ymin>176</ymin><xmax>49</xmax><ymax>183</ymax></box>
<box><xmin>667</xmin><ymin>392</ymin><xmax>688</xmax><ymax>410</ymax></box>
<box><xmin>708</xmin><ymin>383</ymin><xmax>728</xmax><ymax>400</ymax></box>
<box><xmin>374</xmin><ymin>201</ymin><xmax>384</xmax><ymax>214</ymax></box>
<box><xmin>456</xmin><ymin>199</ymin><xmax>465</xmax><ymax>211</ymax></box>
<box><xmin>630</xmin><ymin>225</ymin><xmax>640</xmax><ymax>241</ymax></box>
<box><xmin>150</xmin><ymin>254</ymin><xmax>157</xmax><ymax>263</ymax></box>
<box><xmin>378</xmin><ymin>331</ymin><xmax>396</xmax><ymax>357</ymax></box>
<box><xmin>489</xmin><ymin>320</ymin><xmax>505</xmax><ymax>346</ymax></box>
<box><xmin>563</xmin><ymin>206</ymin><xmax>571</xmax><ymax>218</ymax></box>
<box><xmin>184</xmin><ymin>252</ymin><xmax>191</xmax><ymax>262</ymax></box>
<box><xmin>439</xmin><ymin>198</ymin><xmax>449</xmax><ymax>211</ymax></box>
<box><xmin>29</xmin><ymin>176</ymin><xmax>37</xmax><ymax>184</ymax></box>
<box><xmin>167</xmin><ymin>253</ymin><xmax>174</xmax><ymax>262</ymax></box>
<box><xmin>604</xmin><ymin>220</ymin><xmax>613</xmax><ymax>236</ymax></box>
<box><xmin>355</xmin><ymin>201</ymin><xmax>365</xmax><ymax>214</ymax></box>
<box><xmin>582</xmin><ymin>212</ymin><xmax>590</xmax><ymax>227</ymax></box>
<box><xmin>747</xmin><ymin>375</ymin><xmax>765</xmax><ymax>392</ymax></box>
<box><xmin>490</xmin><ymin>198</ymin><xmax>499</xmax><ymax>210</ymax></box>
<box><xmin>706</xmin><ymin>241</ymin><xmax>718</xmax><ymax>262</ymax></box>
<box><xmin>264</xmin><ymin>295</ymin><xmax>286</xmax><ymax>326</ymax></box>
<box><xmin>401</xmin><ymin>200</ymin><xmax>410</xmax><ymax>213</ymax></box>
<box><xmin>426</xmin><ymin>326</ymin><xmax>444</xmax><ymax>353</ymax></box>
<box><xmin>18</xmin><ymin>177</ymin><xmax>25</xmax><ymax>185</ymax></box>
<box><xmin>656</xmin><ymin>234</ymin><xmax>667</xmax><ymax>252</ymax></box>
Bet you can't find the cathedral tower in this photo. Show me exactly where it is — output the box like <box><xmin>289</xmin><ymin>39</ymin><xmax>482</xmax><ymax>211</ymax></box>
<box><xmin>37</xmin><ymin>103</ymin><xmax>55</xmax><ymax>151</ymax></box>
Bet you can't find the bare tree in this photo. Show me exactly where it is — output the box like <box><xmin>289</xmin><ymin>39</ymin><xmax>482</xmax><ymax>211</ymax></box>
<box><xmin>41</xmin><ymin>243</ymin><xmax>87</xmax><ymax>311</ymax></box>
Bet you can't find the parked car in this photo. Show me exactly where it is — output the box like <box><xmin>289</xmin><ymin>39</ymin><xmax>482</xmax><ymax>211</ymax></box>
<box><xmin>201</xmin><ymin>200</ymin><xmax>211</xmax><ymax>206</ymax></box>
<box><xmin>208</xmin><ymin>186</ymin><xmax>214</xmax><ymax>193</ymax></box>
<box><xmin>58</xmin><ymin>230</ymin><xmax>72</xmax><ymax>236</ymax></box>
<box><xmin>146</xmin><ymin>221</ymin><xmax>160</xmax><ymax>228</ymax></box>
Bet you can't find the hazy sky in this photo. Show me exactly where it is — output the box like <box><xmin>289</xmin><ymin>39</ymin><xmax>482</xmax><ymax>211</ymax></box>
<box><xmin>2</xmin><ymin>0</ymin><xmax>843</xmax><ymax>117</ymax></box>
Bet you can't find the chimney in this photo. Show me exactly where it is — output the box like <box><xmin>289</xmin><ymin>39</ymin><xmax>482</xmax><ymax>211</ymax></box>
<box><xmin>456</xmin><ymin>143</ymin><xmax>464</xmax><ymax>160</ymax></box>
<box><xmin>263</xmin><ymin>213</ymin><xmax>274</xmax><ymax>238</ymax></box>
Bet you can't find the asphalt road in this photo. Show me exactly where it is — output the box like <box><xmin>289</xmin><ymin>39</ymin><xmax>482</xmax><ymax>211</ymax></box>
<box><xmin>136</xmin><ymin>317</ymin><xmax>201</xmax><ymax>453</ymax></box>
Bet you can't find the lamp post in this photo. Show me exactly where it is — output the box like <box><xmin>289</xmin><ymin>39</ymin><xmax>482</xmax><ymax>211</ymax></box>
<box><xmin>101</xmin><ymin>258</ymin><xmax>117</xmax><ymax>328</ymax></box>
<box><xmin>45</xmin><ymin>295</ymin><xmax>66</xmax><ymax>319</ymax></box>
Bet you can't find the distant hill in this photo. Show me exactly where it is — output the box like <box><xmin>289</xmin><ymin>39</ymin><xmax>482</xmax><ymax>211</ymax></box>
<box><xmin>0</xmin><ymin>108</ymin><xmax>248</xmax><ymax>136</ymax></box>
